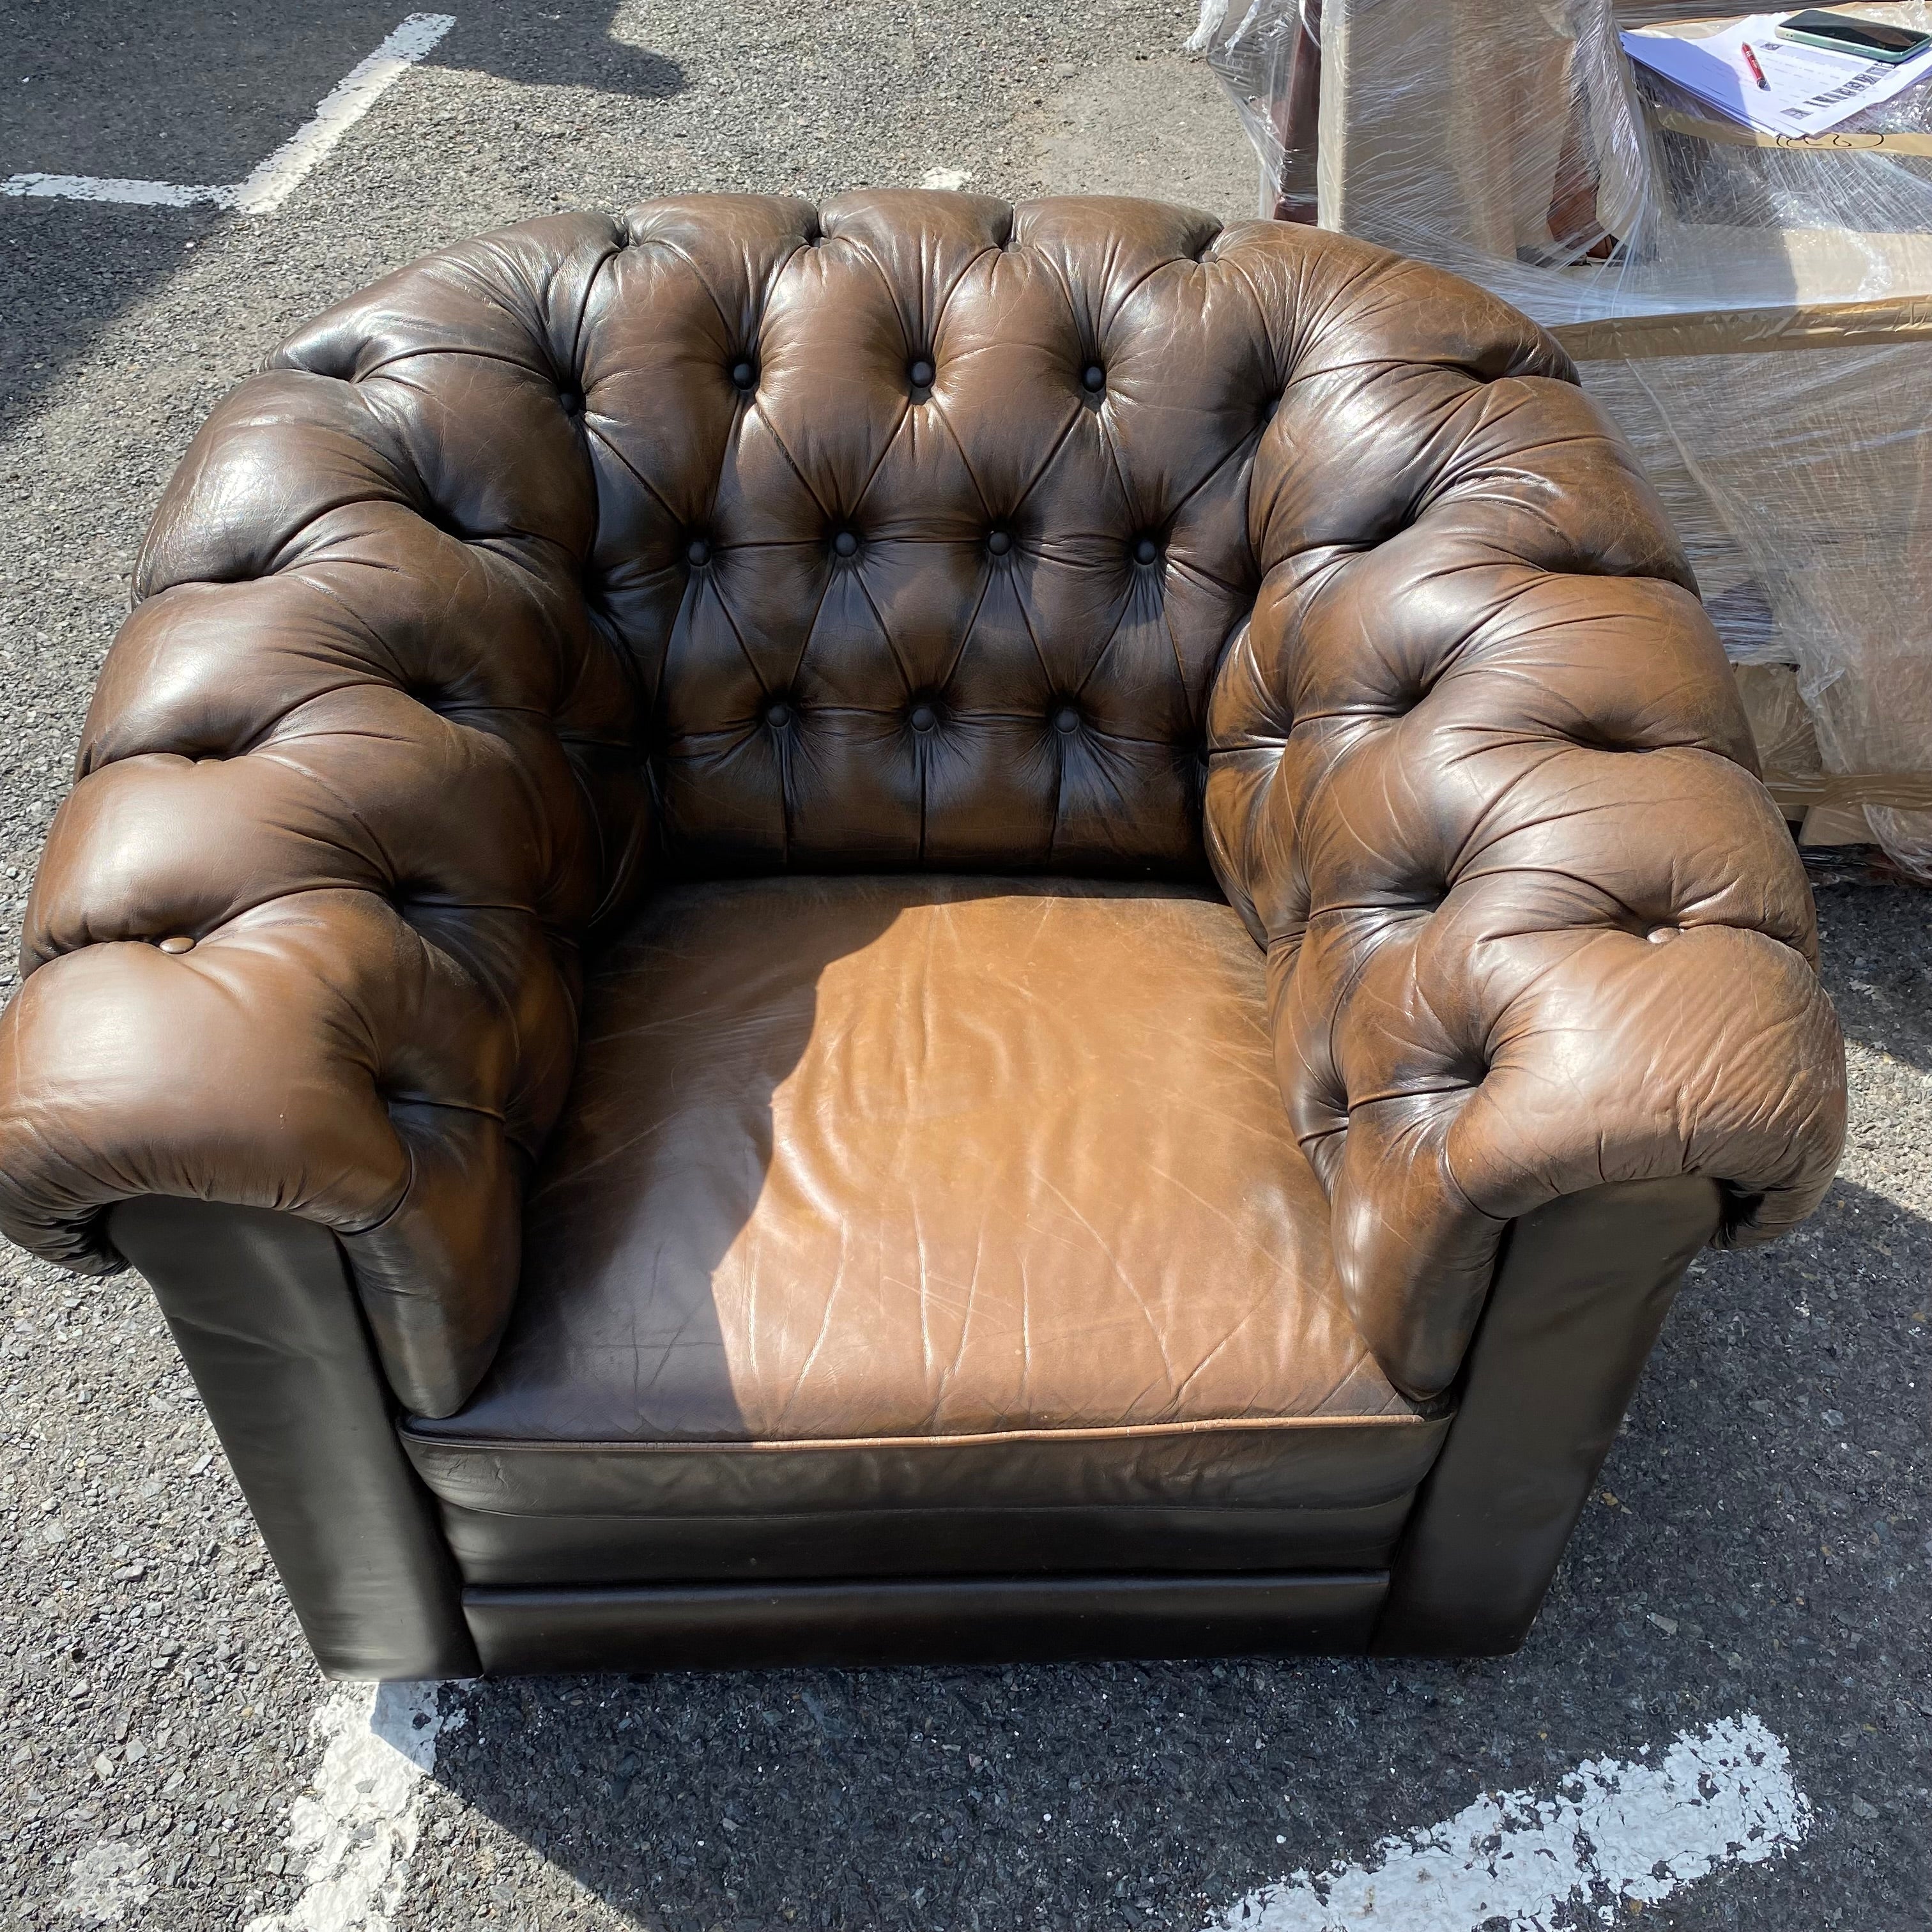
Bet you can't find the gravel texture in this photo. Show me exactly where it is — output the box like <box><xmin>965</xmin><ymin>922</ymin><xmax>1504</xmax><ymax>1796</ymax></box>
<box><xmin>0</xmin><ymin>4</ymin><xmax>1926</xmax><ymax>1928</ymax></box>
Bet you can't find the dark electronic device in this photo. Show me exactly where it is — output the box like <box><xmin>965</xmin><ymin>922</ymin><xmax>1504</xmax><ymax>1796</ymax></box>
<box><xmin>1775</xmin><ymin>9</ymin><xmax>1932</xmax><ymax>63</ymax></box>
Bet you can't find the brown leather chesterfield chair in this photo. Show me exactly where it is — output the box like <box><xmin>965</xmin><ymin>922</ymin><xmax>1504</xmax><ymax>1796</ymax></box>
<box><xmin>0</xmin><ymin>195</ymin><xmax>1844</xmax><ymax>1680</ymax></box>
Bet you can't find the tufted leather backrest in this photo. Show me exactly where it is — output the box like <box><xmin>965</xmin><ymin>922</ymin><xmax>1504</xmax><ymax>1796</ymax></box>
<box><xmin>268</xmin><ymin>193</ymin><xmax>1291</xmax><ymax>877</ymax></box>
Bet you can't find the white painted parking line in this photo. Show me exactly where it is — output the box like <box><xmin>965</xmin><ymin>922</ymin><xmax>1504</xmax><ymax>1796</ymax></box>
<box><xmin>1</xmin><ymin>174</ymin><xmax>229</xmax><ymax>208</ymax></box>
<box><xmin>244</xmin><ymin>1680</ymin><xmax>466</xmax><ymax>1932</ymax></box>
<box><xmin>1204</xmin><ymin>1713</ymin><xmax>1809</xmax><ymax>1932</ymax></box>
<box><xmin>229</xmin><ymin>12</ymin><xmax>455</xmax><ymax>214</ymax></box>
<box><xmin>3</xmin><ymin>13</ymin><xmax>454</xmax><ymax>214</ymax></box>
<box><xmin>54</xmin><ymin>1839</ymin><xmax>155</xmax><ymax>1924</ymax></box>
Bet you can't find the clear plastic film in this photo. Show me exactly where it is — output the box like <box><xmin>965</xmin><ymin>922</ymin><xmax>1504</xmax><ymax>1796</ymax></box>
<box><xmin>1192</xmin><ymin>0</ymin><xmax>1932</xmax><ymax>873</ymax></box>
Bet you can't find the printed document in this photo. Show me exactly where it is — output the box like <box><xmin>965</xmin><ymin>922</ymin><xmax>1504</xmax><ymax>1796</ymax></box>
<box><xmin>1622</xmin><ymin>13</ymin><xmax>1932</xmax><ymax>135</ymax></box>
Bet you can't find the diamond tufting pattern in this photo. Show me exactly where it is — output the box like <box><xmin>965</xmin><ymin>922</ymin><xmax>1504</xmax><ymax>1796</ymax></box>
<box><xmin>0</xmin><ymin>194</ymin><xmax>1844</xmax><ymax>1414</ymax></box>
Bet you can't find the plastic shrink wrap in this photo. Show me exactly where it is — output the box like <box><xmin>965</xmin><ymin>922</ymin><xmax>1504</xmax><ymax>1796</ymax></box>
<box><xmin>1193</xmin><ymin>0</ymin><xmax>1932</xmax><ymax>874</ymax></box>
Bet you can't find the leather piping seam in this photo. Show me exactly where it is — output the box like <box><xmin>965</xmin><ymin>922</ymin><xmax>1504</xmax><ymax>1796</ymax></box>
<box><xmin>401</xmin><ymin>1411</ymin><xmax>1443</xmax><ymax>1454</ymax></box>
<box><xmin>427</xmin><ymin>1497</ymin><xmax>1426</xmax><ymax>1522</ymax></box>
<box><xmin>457</xmin><ymin>1569</ymin><xmax>1393</xmax><ymax>1597</ymax></box>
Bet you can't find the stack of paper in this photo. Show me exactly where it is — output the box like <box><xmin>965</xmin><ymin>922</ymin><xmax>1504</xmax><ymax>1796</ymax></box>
<box><xmin>1622</xmin><ymin>12</ymin><xmax>1932</xmax><ymax>137</ymax></box>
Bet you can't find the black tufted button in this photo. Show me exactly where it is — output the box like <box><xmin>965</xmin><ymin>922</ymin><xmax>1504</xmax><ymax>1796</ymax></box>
<box><xmin>730</xmin><ymin>360</ymin><xmax>756</xmax><ymax>390</ymax></box>
<box><xmin>1052</xmin><ymin>705</ymin><xmax>1081</xmax><ymax>735</ymax></box>
<box><xmin>765</xmin><ymin>700</ymin><xmax>793</xmax><ymax>729</ymax></box>
<box><xmin>686</xmin><ymin>537</ymin><xmax>712</xmax><ymax>567</ymax></box>
<box><xmin>1132</xmin><ymin>535</ymin><xmax>1160</xmax><ymax>566</ymax></box>
<box><xmin>909</xmin><ymin>358</ymin><xmax>935</xmax><ymax>389</ymax></box>
<box><xmin>832</xmin><ymin>530</ymin><xmax>859</xmax><ymax>558</ymax></box>
<box><xmin>909</xmin><ymin>703</ymin><xmax>939</xmax><ymax>733</ymax></box>
<box><xmin>558</xmin><ymin>388</ymin><xmax>583</xmax><ymax>417</ymax></box>
<box><xmin>986</xmin><ymin>529</ymin><xmax>1011</xmax><ymax>557</ymax></box>
<box><xmin>1081</xmin><ymin>364</ymin><xmax>1106</xmax><ymax>393</ymax></box>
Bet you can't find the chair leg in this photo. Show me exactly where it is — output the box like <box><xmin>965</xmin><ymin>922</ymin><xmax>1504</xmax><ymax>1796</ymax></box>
<box><xmin>1372</xmin><ymin>1177</ymin><xmax>1720</xmax><ymax>1657</ymax></box>
<box><xmin>112</xmin><ymin>1197</ymin><xmax>478</xmax><ymax>1681</ymax></box>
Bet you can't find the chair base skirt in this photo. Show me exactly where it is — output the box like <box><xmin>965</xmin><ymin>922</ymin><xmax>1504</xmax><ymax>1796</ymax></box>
<box><xmin>461</xmin><ymin>1572</ymin><xmax>1387</xmax><ymax>1673</ymax></box>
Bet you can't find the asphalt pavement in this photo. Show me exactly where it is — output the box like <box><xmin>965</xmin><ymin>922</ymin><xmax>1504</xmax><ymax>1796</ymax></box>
<box><xmin>0</xmin><ymin>5</ymin><xmax>1927</xmax><ymax>1929</ymax></box>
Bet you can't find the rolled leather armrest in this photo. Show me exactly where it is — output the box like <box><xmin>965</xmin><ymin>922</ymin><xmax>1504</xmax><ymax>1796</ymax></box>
<box><xmin>0</xmin><ymin>215</ymin><xmax>650</xmax><ymax>1415</ymax></box>
<box><xmin>1204</xmin><ymin>251</ymin><xmax>1846</xmax><ymax>1400</ymax></box>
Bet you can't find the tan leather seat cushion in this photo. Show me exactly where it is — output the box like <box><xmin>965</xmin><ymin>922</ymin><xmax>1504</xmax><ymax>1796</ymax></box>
<box><xmin>405</xmin><ymin>877</ymin><xmax>1445</xmax><ymax>1579</ymax></box>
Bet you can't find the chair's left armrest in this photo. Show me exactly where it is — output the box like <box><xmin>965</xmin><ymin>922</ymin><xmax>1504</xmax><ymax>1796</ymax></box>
<box><xmin>1204</xmin><ymin>243</ymin><xmax>1846</xmax><ymax>1401</ymax></box>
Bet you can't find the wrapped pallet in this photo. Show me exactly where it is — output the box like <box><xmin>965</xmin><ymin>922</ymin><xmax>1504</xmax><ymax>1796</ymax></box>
<box><xmin>1193</xmin><ymin>0</ymin><xmax>1932</xmax><ymax>874</ymax></box>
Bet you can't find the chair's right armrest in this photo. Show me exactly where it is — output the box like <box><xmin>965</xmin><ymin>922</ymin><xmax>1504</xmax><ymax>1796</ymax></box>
<box><xmin>1</xmin><ymin>873</ymin><xmax>523</xmax><ymax>1418</ymax></box>
<box><xmin>0</xmin><ymin>265</ymin><xmax>647</xmax><ymax>1414</ymax></box>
